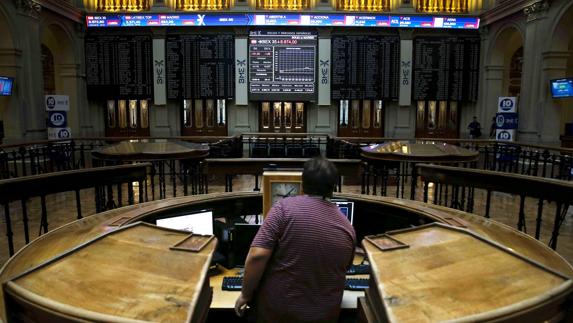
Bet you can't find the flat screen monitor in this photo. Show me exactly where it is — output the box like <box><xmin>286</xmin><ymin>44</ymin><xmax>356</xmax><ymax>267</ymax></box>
<box><xmin>232</xmin><ymin>223</ymin><xmax>261</xmax><ymax>266</ymax></box>
<box><xmin>550</xmin><ymin>78</ymin><xmax>573</xmax><ymax>98</ymax></box>
<box><xmin>0</xmin><ymin>76</ymin><xmax>13</xmax><ymax>96</ymax></box>
<box><xmin>155</xmin><ymin>210</ymin><xmax>214</xmax><ymax>235</ymax></box>
<box><xmin>333</xmin><ymin>200</ymin><xmax>354</xmax><ymax>225</ymax></box>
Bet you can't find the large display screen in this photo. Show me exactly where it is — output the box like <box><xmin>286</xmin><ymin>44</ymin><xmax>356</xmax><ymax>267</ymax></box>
<box><xmin>0</xmin><ymin>76</ymin><xmax>14</xmax><ymax>96</ymax></box>
<box><xmin>551</xmin><ymin>78</ymin><xmax>573</xmax><ymax>98</ymax></box>
<box><xmin>166</xmin><ymin>34</ymin><xmax>234</xmax><ymax>99</ymax></box>
<box><xmin>249</xmin><ymin>31</ymin><xmax>317</xmax><ymax>101</ymax></box>
<box><xmin>413</xmin><ymin>36</ymin><xmax>480</xmax><ymax>102</ymax></box>
<box><xmin>85</xmin><ymin>34</ymin><xmax>153</xmax><ymax>99</ymax></box>
<box><xmin>331</xmin><ymin>35</ymin><xmax>399</xmax><ymax>100</ymax></box>
<box><xmin>86</xmin><ymin>14</ymin><xmax>480</xmax><ymax>29</ymax></box>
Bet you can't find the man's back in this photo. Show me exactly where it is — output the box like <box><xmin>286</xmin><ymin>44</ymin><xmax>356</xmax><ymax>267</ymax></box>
<box><xmin>252</xmin><ymin>195</ymin><xmax>356</xmax><ymax>323</ymax></box>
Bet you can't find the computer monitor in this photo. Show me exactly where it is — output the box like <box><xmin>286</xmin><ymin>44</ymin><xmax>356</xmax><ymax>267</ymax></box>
<box><xmin>232</xmin><ymin>223</ymin><xmax>261</xmax><ymax>267</ymax></box>
<box><xmin>550</xmin><ymin>78</ymin><xmax>573</xmax><ymax>98</ymax></box>
<box><xmin>0</xmin><ymin>76</ymin><xmax>13</xmax><ymax>96</ymax></box>
<box><xmin>333</xmin><ymin>200</ymin><xmax>354</xmax><ymax>225</ymax></box>
<box><xmin>155</xmin><ymin>210</ymin><xmax>214</xmax><ymax>235</ymax></box>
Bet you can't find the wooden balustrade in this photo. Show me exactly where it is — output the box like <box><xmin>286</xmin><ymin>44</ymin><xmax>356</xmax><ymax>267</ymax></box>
<box><xmin>202</xmin><ymin>157</ymin><xmax>362</xmax><ymax>192</ymax></box>
<box><xmin>417</xmin><ymin>164</ymin><xmax>573</xmax><ymax>250</ymax></box>
<box><xmin>0</xmin><ymin>164</ymin><xmax>150</xmax><ymax>257</ymax></box>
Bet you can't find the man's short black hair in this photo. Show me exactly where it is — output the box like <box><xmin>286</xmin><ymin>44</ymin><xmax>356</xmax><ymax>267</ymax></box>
<box><xmin>302</xmin><ymin>157</ymin><xmax>338</xmax><ymax>198</ymax></box>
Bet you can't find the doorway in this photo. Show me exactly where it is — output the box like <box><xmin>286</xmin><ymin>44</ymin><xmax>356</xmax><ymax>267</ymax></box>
<box><xmin>337</xmin><ymin>100</ymin><xmax>384</xmax><ymax>138</ymax></box>
<box><xmin>181</xmin><ymin>99</ymin><xmax>228</xmax><ymax>136</ymax></box>
<box><xmin>415</xmin><ymin>100</ymin><xmax>459</xmax><ymax>138</ymax></box>
<box><xmin>259</xmin><ymin>101</ymin><xmax>306</xmax><ymax>133</ymax></box>
<box><xmin>105</xmin><ymin>99</ymin><xmax>150</xmax><ymax>137</ymax></box>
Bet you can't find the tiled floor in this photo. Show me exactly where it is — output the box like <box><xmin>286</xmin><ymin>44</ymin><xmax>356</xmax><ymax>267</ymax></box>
<box><xmin>1</xmin><ymin>174</ymin><xmax>572</xmax><ymax>269</ymax></box>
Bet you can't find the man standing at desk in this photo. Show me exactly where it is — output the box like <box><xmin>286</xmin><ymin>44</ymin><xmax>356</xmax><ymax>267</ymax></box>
<box><xmin>235</xmin><ymin>157</ymin><xmax>356</xmax><ymax>322</ymax></box>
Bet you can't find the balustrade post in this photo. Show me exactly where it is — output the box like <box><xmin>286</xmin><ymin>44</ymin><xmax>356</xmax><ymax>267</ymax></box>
<box><xmin>39</xmin><ymin>195</ymin><xmax>49</xmax><ymax>235</ymax></box>
<box><xmin>4</xmin><ymin>204</ymin><xmax>14</xmax><ymax>256</ymax></box>
<box><xmin>549</xmin><ymin>203</ymin><xmax>564</xmax><ymax>250</ymax></box>
<box><xmin>127</xmin><ymin>182</ymin><xmax>134</xmax><ymax>205</ymax></box>
<box><xmin>75</xmin><ymin>190</ymin><xmax>83</xmax><ymax>219</ymax></box>
<box><xmin>485</xmin><ymin>189</ymin><xmax>491</xmax><ymax>219</ymax></box>
<box><xmin>19</xmin><ymin>146</ymin><xmax>27</xmax><ymax>176</ymax></box>
<box><xmin>517</xmin><ymin>195</ymin><xmax>526</xmax><ymax>232</ymax></box>
<box><xmin>20</xmin><ymin>200</ymin><xmax>30</xmax><ymax>243</ymax></box>
<box><xmin>410</xmin><ymin>163</ymin><xmax>418</xmax><ymax>200</ymax></box>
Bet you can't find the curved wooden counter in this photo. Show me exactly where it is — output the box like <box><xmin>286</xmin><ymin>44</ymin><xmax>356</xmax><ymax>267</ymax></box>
<box><xmin>360</xmin><ymin>141</ymin><xmax>479</xmax><ymax>163</ymax></box>
<box><xmin>360</xmin><ymin>142</ymin><xmax>479</xmax><ymax>200</ymax></box>
<box><xmin>1</xmin><ymin>192</ymin><xmax>571</xmax><ymax>322</ymax></box>
<box><xmin>4</xmin><ymin>223</ymin><xmax>216</xmax><ymax>322</ymax></box>
<box><xmin>361</xmin><ymin>224</ymin><xmax>573</xmax><ymax>322</ymax></box>
<box><xmin>92</xmin><ymin>140</ymin><xmax>210</xmax><ymax>161</ymax></box>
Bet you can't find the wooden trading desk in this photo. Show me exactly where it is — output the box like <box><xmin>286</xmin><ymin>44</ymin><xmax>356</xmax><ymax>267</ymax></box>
<box><xmin>3</xmin><ymin>223</ymin><xmax>216</xmax><ymax>322</ymax></box>
<box><xmin>359</xmin><ymin>223</ymin><xmax>573</xmax><ymax>322</ymax></box>
<box><xmin>1</xmin><ymin>192</ymin><xmax>572</xmax><ymax>322</ymax></box>
<box><xmin>209</xmin><ymin>255</ymin><xmax>368</xmax><ymax>309</ymax></box>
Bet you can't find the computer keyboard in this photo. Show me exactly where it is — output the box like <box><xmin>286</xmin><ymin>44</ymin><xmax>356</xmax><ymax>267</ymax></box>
<box><xmin>222</xmin><ymin>276</ymin><xmax>370</xmax><ymax>291</ymax></box>
<box><xmin>346</xmin><ymin>264</ymin><xmax>371</xmax><ymax>275</ymax></box>
<box><xmin>222</xmin><ymin>276</ymin><xmax>243</xmax><ymax>291</ymax></box>
<box><xmin>345</xmin><ymin>278</ymin><xmax>369</xmax><ymax>291</ymax></box>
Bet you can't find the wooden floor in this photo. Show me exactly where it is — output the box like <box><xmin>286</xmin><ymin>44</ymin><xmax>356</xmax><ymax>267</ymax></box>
<box><xmin>1</xmin><ymin>174</ymin><xmax>572</xmax><ymax>270</ymax></box>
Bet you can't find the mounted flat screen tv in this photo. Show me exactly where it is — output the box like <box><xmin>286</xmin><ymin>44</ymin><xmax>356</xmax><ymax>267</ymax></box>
<box><xmin>550</xmin><ymin>78</ymin><xmax>573</xmax><ymax>98</ymax></box>
<box><xmin>0</xmin><ymin>76</ymin><xmax>13</xmax><ymax>96</ymax></box>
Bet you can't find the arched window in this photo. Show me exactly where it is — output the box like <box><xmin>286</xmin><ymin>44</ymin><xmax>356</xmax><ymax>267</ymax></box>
<box><xmin>41</xmin><ymin>44</ymin><xmax>55</xmax><ymax>95</ymax></box>
<box><xmin>508</xmin><ymin>47</ymin><xmax>523</xmax><ymax>97</ymax></box>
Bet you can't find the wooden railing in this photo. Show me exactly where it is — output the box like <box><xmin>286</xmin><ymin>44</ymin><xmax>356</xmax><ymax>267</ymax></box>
<box><xmin>0</xmin><ymin>136</ymin><xmax>241</xmax><ymax>180</ymax></box>
<box><xmin>332</xmin><ymin>137</ymin><xmax>573</xmax><ymax>184</ymax></box>
<box><xmin>2</xmin><ymin>136</ymin><xmax>572</xmax><ymax>180</ymax></box>
<box><xmin>0</xmin><ymin>164</ymin><xmax>149</xmax><ymax>257</ymax></box>
<box><xmin>202</xmin><ymin>158</ymin><xmax>362</xmax><ymax>192</ymax></box>
<box><xmin>240</xmin><ymin>133</ymin><xmax>329</xmax><ymax>159</ymax></box>
<box><xmin>416</xmin><ymin>164</ymin><xmax>573</xmax><ymax>250</ymax></box>
<box><xmin>2</xmin><ymin>136</ymin><xmax>573</xmax><ymax>258</ymax></box>
<box><xmin>1</xmin><ymin>136</ymin><xmax>572</xmax><ymax>206</ymax></box>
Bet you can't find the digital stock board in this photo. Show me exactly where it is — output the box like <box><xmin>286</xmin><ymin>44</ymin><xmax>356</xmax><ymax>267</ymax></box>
<box><xmin>248</xmin><ymin>31</ymin><xmax>317</xmax><ymax>101</ymax></box>
<box><xmin>86</xmin><ymin>13</ymin><xmax>480</xmax><ymax>29</ymax></box>
<box><xmin>85</xmin><ymin>35</ymin><xmax>153</xmax><ymax>99</ymax></box>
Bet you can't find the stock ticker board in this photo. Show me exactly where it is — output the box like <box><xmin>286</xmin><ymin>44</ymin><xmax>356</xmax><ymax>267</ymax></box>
<box><xmin>248</xmin><ymin>31</ymin><xmax>317</xmax><ymax>101</ymax></box>
<box><xmin>86</xmin><ymin>14</ymin><xmax>480</xmax><ymax>29</ymax></box>
<box><xmin>413</xmin><ymin>36</ymin><xmax>480</xmax><ymax>102</ymax></box>
<box><xmin>85</xmin><ymin>34</ymin><xmax>153</xmax><ymax>99</ymax></box>
<box><xmin>331</xmin><ymin>35</ymin><xmax>400</xmax><ymax>100</ymax></box>
<box><xmin>166</xmin><ymin>34</ymin><xmax>234</xmax><ymax>99</ymax></box>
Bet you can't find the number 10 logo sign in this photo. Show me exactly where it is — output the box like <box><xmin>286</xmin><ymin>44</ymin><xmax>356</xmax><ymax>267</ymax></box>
<box><xmin>496</xmin><ymin>97</ymin><xmax>518</xmax><ymax>142</ymax></box>
<box><xmin>45</xmin><ymin>95</ymin><xmax>72</xmax><ymax>140</ymax></box>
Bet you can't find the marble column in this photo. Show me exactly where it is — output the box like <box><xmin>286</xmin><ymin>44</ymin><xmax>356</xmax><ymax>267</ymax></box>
<box><xmin>540</xmin><ymin>50</ymin><xmax>572</xmax><ymax>142</ymax></box>
<box><xmin>518</xmin><ymin>0</ymin><xmax>551</xmax><ymax>143</ymax></box>
<box><xmin>0</xmin><ymin>47</ymin><xmax>22</xmax><ymax>143</ymax></box>
<box><xmin>481</xmin><ymin>65</ymin><xmax>504</xmax><ymax>122</ymax></box>
<box><xmin>58</xmin><ymin>63</ymin><xmax>82</xmax><ymax>136</ymax></box>
<box><xmin>13</xmin><ymin>0</ymin><xmax>45</xmax><ymax>140</ymax></box>
<box><xmin>72</xmin><ymin>22</ymin><xmax>97</xmax><ymax>137</ymax></box>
